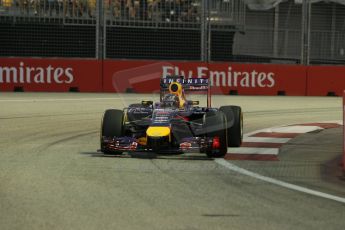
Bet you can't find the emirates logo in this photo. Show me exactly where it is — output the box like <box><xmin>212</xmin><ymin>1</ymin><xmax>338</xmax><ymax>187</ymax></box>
<box><xmin>0</xmin><ymin>62</ymin><xmax>74</xmax><ymax>84</ymax></box>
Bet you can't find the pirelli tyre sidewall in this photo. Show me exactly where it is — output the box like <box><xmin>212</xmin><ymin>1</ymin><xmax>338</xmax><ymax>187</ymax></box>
<box><xmin>220</xmin><ymin>105</ymin><xmax>243</xmax><ymax>147</ymax></box>
<box><xmin>204</xmin><ymin>111</ymin><xmax>228</xmax><ymax>158</ymax></box>
<box><xmin>100</xmin><ymin>109</ymin><xmax>124</xmax><ymax>155</ymax></box>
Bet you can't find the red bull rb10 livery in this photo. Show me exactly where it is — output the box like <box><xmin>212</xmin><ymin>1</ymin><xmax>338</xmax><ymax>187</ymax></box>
<box><xmin>100</xmin><ymin>76</ymin><xmax>243</xmax><ymax>158</ymax></box>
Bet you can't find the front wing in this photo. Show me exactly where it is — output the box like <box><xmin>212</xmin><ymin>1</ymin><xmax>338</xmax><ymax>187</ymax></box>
<box><xmin>102</xmin><ymin>136</ymin><xmax>216</xmax><ymax>153</ymax></box>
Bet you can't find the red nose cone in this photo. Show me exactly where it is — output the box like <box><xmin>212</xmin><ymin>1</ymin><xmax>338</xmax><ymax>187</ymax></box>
<box><xmin>212</xmin><ymin>136</ymin><xmax>220</xmax><ymax>149</ymax></box>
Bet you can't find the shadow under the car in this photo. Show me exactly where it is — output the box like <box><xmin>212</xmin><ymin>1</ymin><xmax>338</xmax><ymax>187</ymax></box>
<box><xmin>80</xmin><ymin>151</ymin><xmax>213</xmax><ymax>161</ymax></box>
<box><xmin>154</xmin><ymin>155</ymin><xmax>213</xmax><ymax>161</ymax></box>
<box><xmin>127</xmin><ymin>151</ymin><xmax>213</xmax><ymax>161</ymax></box>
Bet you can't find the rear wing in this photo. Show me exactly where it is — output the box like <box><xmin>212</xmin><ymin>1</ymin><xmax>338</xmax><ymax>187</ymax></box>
<box><xmin>160</xmin><ymin>76</ymin><xmax>211</xmax><ymax>107</ymax></box>
<box><xmin>160</xmin><ymin>76</ymin><xmax>209</xmax><ymax>91</ymax></box>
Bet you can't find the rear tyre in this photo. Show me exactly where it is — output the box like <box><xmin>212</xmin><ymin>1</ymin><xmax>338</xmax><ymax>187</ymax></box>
<box><xmin>220</xmin><ymin>106</ymin><xmax>243</xmax><ymax>147</ymax></box>
<box><xmin>100</xmin><ymin>109</ymin><xmax>124</xmax><ymax>155</ymax></box>
<box><xmin>204</xmin><ymin>111</ymin><xmax>228</xmax><ymax>158</ymax></box>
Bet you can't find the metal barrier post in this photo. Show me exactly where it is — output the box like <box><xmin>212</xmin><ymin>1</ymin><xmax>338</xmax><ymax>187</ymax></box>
<box><xmin>201</xmin><ymin>0</ymin><xmax>207</xmax><ymax>62</ymax></box>
<box><xmin>96</xmin><ymin>0</ymin><xmax>104</xmax><ymax>59</ymax></box>
<box><xmin>301</xmin><ymin>0</ymin><xmax>311</xmax><ymax>65</ymax></box>
<box><xmin>201</xmin><ymin>0</ymin><xmax>212</xmax><ymax>62</ymax></box>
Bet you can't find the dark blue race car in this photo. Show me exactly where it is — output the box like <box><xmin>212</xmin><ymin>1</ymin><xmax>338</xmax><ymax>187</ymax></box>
<box><xmin>100</xmin><ymin>76</ymin><xmax>243</xmax><ymax>158</ymax></box>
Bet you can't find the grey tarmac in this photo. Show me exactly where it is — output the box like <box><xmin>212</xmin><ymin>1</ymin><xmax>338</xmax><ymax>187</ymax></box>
<box><xmin>0</xmin><ymin>93</ymin><xmax>344</xmax><ymax>230</ymax></box>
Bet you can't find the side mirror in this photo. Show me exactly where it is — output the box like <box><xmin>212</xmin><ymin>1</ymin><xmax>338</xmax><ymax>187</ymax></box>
<box><xmin>142</xmin><ymin>100</ymin><xmax>153</xmax><ymax>106</ymax></box>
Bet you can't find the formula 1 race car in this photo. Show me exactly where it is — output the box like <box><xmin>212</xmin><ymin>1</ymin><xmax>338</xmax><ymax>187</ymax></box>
<box><xmin>100</xmin><ymin>76</ymin><xmax>243</xmax><ymax>158</ymax></box>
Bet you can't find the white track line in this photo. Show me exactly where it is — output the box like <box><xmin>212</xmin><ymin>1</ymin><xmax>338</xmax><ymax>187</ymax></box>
<box><xmin>244</xmin><ymin>126</ymin><xmax>322</xmax><ymax>138</ymax></box>
<box><xmin>261</xmin><ymin>126</ymin><xmax>323</xmax><ymax>133</ymax></box>
<box><xmin>215</xmin><ymin>159</ymin><xmax>345</xmax><ymax>204</ymax></box>
<box><xmin>217</xmin><ymin>121</ymin><xmax>345</xmax><ymax>204</ymax></box>
<box><xmin>244</xmin><ymin>137</ymin><xmax>291</xmax><ymax>143</ymax></box>
<box><xmin>227</xmin><ymin>147</ymin><xmax>279</xmax><ymax>155</ymax></box>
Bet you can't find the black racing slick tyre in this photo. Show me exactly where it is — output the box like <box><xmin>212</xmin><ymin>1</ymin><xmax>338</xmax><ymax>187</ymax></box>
<box><xmin>220</xmin><ymin>106</ymin><xmax>243</xmax><ymax>147</ymax></box>
<box><xmin>204</xmin><ymin>111</ymin><xmax>228</xmax><ymax>158</ymax></box>
<box><xmin>100</xmin><ymin>109</ymin><xmax>124</xmax><ymax>155</ymax></box>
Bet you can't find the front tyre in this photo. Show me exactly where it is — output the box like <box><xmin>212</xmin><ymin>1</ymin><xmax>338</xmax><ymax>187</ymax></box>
<box><xmin>100</xmin><ymin>109</ymin><xmax>124</xmax><ymax>155</ymax></box>
<box><xmin>204</xmin><ymin>111</ymin><xmax>228</xmax><ymax>158</ymax></box>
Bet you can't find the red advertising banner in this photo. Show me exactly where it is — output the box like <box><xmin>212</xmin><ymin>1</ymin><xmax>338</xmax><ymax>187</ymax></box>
<box><xmin>343</xmin><ymin>90</ymin><xmax>345</xmax><ymax>172</ymax></box>
<box><xmin>103</xmin><ymin>60</ymin><xmax>307</xmax><ymax>95</ymax></box>
<box><xmin>103</xmin><ymin>60</ymin><xmax>207</xmax><ymax>93</ymax></box>
<box><xmin>206</xmin><ymin>63</ymin><xmax>307</xmax><ymax>95</ymax></box>
<box><xmin>307</xmin><ymin>66</ymin><xmax>345</xmax><ymax>96</ymax></box>
<box><xmin>3</xmin><ymin>58</ymin><xmax>344</xmax><ymax>97</ymax></box>
<box><xmin>0</xmin><ymin>58</ymin><xmax>102</xmax><ymax>92</ymax></box>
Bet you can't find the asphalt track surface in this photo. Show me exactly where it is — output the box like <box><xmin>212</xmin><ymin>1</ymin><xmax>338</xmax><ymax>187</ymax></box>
<box><xmin>0</xmin><ymin>93</ymin><xmax>344</xmax><ymax>230</ymax></box>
